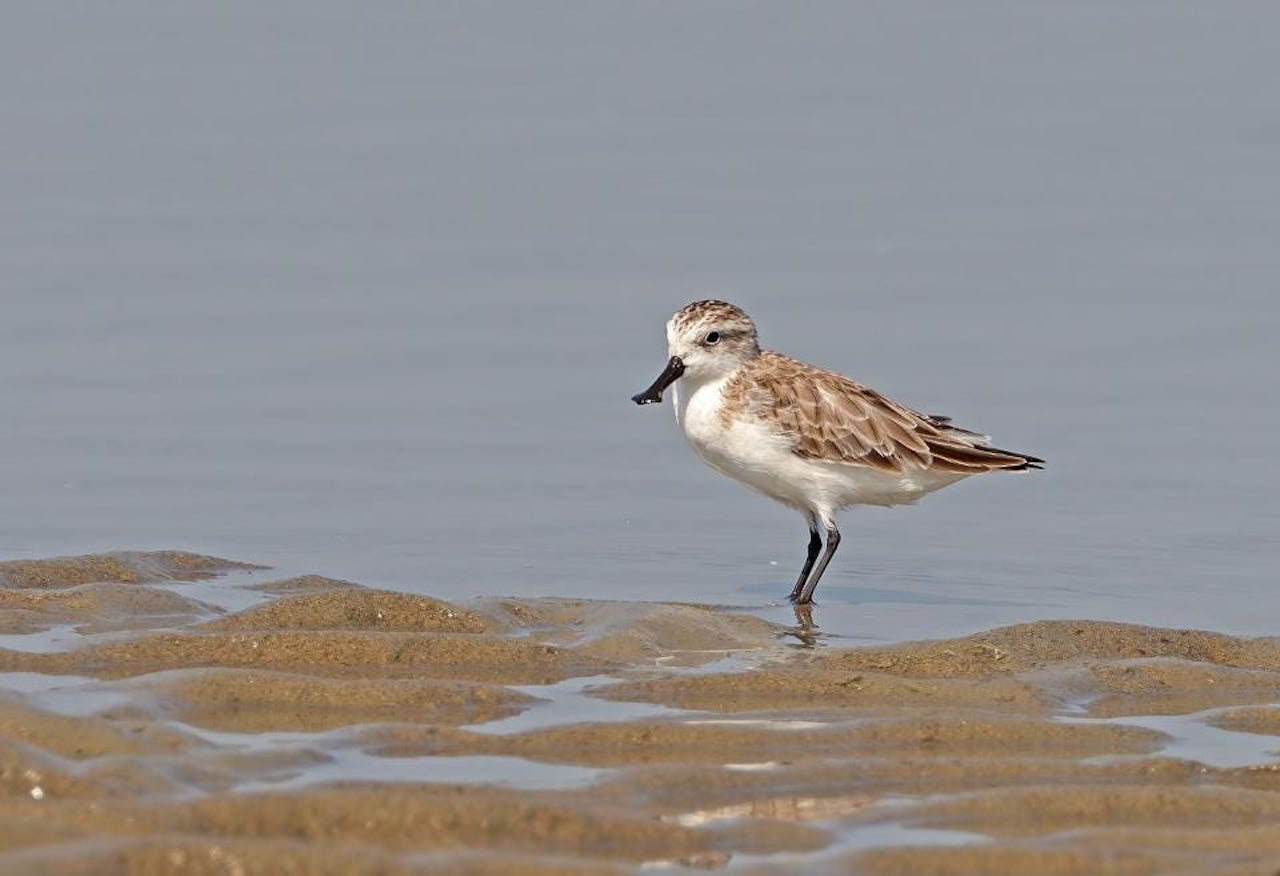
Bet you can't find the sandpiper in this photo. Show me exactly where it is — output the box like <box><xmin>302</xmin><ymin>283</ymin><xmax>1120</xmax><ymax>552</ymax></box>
<box><xmin>632</xmin><ymin>300</ymin><xmax>1042</xmax><ymax>605</ymax></box>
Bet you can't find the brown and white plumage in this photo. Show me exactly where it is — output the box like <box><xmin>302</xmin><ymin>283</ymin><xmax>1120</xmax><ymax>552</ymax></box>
<box><xmin>722</xmin><ymin>351</ymin><xmax>1041</xmax><ymax>476</ymax></box>
<box><xmin>633</xmin><ymin>300</ymin><xmax>1042</xmax><ymax>604</ymax></box>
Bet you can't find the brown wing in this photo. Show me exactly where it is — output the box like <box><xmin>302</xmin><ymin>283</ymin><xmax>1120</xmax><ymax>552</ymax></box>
<box><xmin>735</xmin><ymin>353</ymin><xmax>1041</xmax><ymax>474</ymax></box>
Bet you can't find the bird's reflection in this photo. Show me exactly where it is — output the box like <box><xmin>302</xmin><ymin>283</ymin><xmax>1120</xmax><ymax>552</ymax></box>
<box><xmin>785</xmin><ymin>603</ymin><xmax>822</xmax><ymax>649</ymax></box>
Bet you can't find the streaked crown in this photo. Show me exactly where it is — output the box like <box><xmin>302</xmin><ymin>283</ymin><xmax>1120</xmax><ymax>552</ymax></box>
<box><xmin>669</xmin><ymin>299</ymin><xmax>757</xmax><ymax>340</ymax></box>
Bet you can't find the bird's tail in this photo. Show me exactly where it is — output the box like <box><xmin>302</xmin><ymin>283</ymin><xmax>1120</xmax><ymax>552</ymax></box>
<box><xmin>926</xmin><ymin>415</ymin><xmax>1044</xmax><ymax>471</ymax></box>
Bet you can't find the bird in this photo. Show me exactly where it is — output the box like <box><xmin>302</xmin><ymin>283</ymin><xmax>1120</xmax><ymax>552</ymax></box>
<box><xmin>631</xmin><ymin>300</ymin><xmax>1042</xmax><ymax>605</ymax></box>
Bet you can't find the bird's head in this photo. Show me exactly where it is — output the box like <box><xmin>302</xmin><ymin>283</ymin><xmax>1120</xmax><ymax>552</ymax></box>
<box><xmin>631</xmin><ymin>300</ymin><xmax>760</xmax><ymax>405</ymax></box>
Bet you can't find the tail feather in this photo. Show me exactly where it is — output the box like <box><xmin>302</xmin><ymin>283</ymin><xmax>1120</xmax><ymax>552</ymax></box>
<box><xmin>927</xmin><ymin>440</ymin><xmax>1044</xmax><ymax>473</ymax></box>
<box><xmin>925</xmin><ymin>412</ymin><xmax>1042</xmax><ymax>471</ymax></box>
<box><xmin>984</xmin><ymin>445</ymin><xmax>1044</xmax><ymax>471</ymax></box>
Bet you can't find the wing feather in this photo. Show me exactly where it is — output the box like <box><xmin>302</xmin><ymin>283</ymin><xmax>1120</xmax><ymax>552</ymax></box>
<box><xmin>732</xmin><ymin>353</ymin><xmax>1041</xmax><ymax>474</ymax></box>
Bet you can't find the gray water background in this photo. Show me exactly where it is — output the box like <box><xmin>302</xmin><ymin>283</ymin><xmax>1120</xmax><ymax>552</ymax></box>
<box><xmin>2</xmin><ymin>2</ymin><xmax>1277</xmax><ymax>643</ymax></box>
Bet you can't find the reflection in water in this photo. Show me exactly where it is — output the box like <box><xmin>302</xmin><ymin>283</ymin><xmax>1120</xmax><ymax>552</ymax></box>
<box><xmin>466</xmin><ymin>674</ymin><xmax>685</xmax><ymax>736</ymax></box>
<box><xmin>785</xmin><ymin>603</ymin><xmax>823</xmax><ymax>649</ymax></box>
<box><xmin>664</xmin><ymin>792</ymin><xmax>877</xmax><ymax>826</ymax></box>
<box><xmin>1063</xmin><ymin>708</ymin><xmax>1280</xmax><ymax>770</ymax></box>
<box><xmin>683</xmin><ymin>719</ymin><xmax>830</xmax><ymax>729</ymax></box>
<box><xmin>235</xmin><ymin>752</ymin><xmax>605</xmax><ymax>794</ymax></box>
<box><xmin>643</xmin><ymin>850</ymin><xmax>732</xmax><ymax>870</ymax></box>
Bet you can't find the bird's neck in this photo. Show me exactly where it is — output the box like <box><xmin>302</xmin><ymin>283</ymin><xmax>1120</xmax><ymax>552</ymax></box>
<box><xmin>672</xmin><ymin>365</ymin><xmax>741</xmax><ymax>428</ymax></box>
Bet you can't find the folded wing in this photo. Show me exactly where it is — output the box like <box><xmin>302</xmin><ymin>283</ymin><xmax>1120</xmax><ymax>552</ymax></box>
<box><xmin>742</xmin><ymin>353</ymin><xmax>1043</xmax><ymax>475</ymax></box>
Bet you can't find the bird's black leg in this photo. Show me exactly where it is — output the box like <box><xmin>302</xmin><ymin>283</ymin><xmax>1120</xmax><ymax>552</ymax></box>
<box><xmin>786</xmin><ymin>521</ymin><xmax>823</xmax><ymax>603</ymax></box>
<box><xmin>795</xmin><ymin>524</ymin><xmax>840</xmax><ymax>605</ymax></box>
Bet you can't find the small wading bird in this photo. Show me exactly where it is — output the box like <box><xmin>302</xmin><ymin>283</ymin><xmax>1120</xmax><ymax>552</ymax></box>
<box><xmin>632</xmin><ymin>300</ymin><xmax>1042</xmax><ymax>605</ymax></box>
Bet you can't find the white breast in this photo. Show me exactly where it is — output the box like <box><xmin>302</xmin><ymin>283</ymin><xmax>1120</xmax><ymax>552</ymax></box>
<box><xmin>672</xmin><ymin>376</ymin><xmax>726</xmax><ymax>453</ymax></box>
<box><xmin>674</xmin><ymin>376</ymin><xmax>819</xmax><ymax>510</ymax></box>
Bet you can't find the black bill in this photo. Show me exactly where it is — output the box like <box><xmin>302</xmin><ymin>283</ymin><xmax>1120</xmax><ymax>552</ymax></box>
<box><xmin>631</xmin><ymin>356</ymin><xmax>685</xmax><ymax>405</ymax></box>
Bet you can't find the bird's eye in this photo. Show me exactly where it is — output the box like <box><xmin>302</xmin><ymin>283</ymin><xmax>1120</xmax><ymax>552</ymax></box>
<box><xmin>704</xmin><ymin>331</ymin><xmax>721</xmax><ymax>345</ymax></box>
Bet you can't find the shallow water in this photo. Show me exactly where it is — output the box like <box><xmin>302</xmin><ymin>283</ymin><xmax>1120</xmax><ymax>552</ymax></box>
<box><xmin>1074</xmin><ymin>709</ymin><xmax>1280</xmax><ymax>771</ymax></box>
<box><xmin>5</xmin><ymin>556</ymin><xmax>1280</xmax><ymax>872</ymax></box>
<box><xmin>2</xmin><ymin>4</ymin><xmax>1278</xmax><ymax>644</ymax></box>
<box><xmin>469</xmin><ymin>675</ymin><xmax>687</xmax><ymax>736</ymax></box>
<box><xmin>235</xmin><ymin>752</ymin><xmax>606</xmax><ymax>794</ymax></box>
<box><xmin>5</xmin><ymin>10</ymin><xmax>1280</xmax><ymax>862</ymax></box>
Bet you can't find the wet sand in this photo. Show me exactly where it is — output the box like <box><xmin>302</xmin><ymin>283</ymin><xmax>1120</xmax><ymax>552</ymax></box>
<box><xmin>3</xmin><ymin>553</ymin><xmax>1280</xmax><ymax>873</ymax></box>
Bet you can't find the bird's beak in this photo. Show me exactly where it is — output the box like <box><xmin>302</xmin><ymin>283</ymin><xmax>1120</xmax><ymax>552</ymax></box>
<box><xmin>631</xmin><ymin>356</ymin><xmax>685</xmax><ymax>405</ymax></box>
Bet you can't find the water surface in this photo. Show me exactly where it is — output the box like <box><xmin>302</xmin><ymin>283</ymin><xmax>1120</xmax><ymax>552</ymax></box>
<box><xmin>2</xmin><ymin>2</ymin><xmax>1277</xmax><ymax>644</ymax></box>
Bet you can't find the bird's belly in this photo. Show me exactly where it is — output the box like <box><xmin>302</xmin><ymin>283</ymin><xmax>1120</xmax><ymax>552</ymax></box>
<box><xmin>684</xmin><ymin>408</ymin><xmax>968</xmax><ymax>510</ymax></box>
<box><xmin>677</xmin><ymin>381</ymin><xmax>967</xmax><ymax>511</ymax></box>
<box><xmin>683</xmin><ymin>413</ymin><xmax>822</xmax><ymax>509</ymax></box>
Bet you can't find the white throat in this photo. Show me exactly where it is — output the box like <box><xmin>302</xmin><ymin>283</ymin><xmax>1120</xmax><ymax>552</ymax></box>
<box><xmin>671</xmin><ymin>367</ymin><xmax>735</xmax><ymax>434</ymax></box>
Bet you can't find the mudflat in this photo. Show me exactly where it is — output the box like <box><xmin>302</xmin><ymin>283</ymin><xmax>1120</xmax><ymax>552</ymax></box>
<box><xmin>2</xmin><ymin>552</ymin><xmax>1280</xmax><ymax>874</ymax></box>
